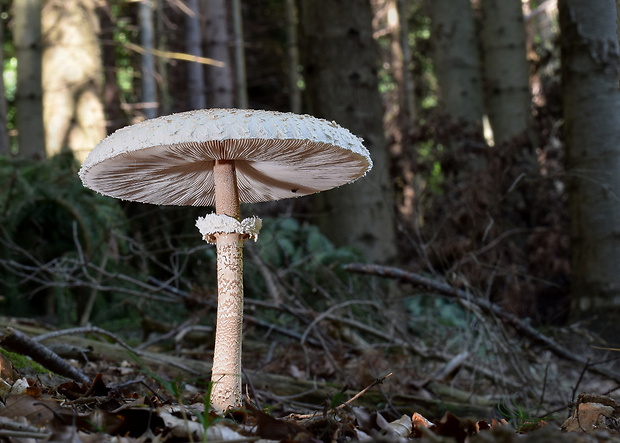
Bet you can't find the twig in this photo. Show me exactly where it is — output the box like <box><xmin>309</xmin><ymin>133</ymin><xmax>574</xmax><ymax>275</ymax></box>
<box><xmin>344</xmin><ymin>262</ymin><xmax>620</xmax><ymax>384</ymax></box>
<box><xmin>0</xmin><ymin>416</ymin><xmax>50</xmax><ymax>436</ymax></box>
<box><xmin>300</xmin><ymin>300</ymin><xmax>380</xmax><ymax>345</ymax></box>
<box><xmin>0</xmin><ymin>327</ymin><xmax>90</xmax><ymax>384</ymax></box>
<box><xmin>137</xmin><ymin>317</ymin><xmax>197</xmax><ymax>351</ymax></box>
<box><xmin>34</xmin><ymin>326</ymin><xmax>135</xmax><ymax>354</ymax></box>
<box><xmin>0</xmin><ymin>430</ymin><xmax>52</xmax><ymax>439</ymax></box>
<box><xmin>290</xmin><ymin>372</ymin><xmax>393</xmax><ymax>420</ymax></box>
<box><xmin>571</xmin><ymin>358</ymin><xmax>590</xmax><ymax>403</ymax></box>
<box><xmin>33</xmin><ymin>325</ymin><xmax>201</xmax><ymax>376</ymax></box>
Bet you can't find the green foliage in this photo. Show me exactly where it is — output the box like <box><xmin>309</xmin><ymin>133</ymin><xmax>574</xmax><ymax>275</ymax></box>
<box><xmin>417</xmin><ymin>141</ymin><xmax>445</xmax><ymax>194</ymax></box>
<box><xmin>254</xmin><ymin>217</ymin><xmax>359</xmax><ymax>271</ymax></box>
<box><xmin>243</xmin><ymin>217</ymin><xmax>364</xmax><ymax>308</ymax></box>
<box><xmin>497</xmin><ymin>395</ymin><xmax>551</xmax><ymax>433</ymax></box>
<box><xmin>0</xmin><ymin>153</ymin><xmax>127</xmax><ymax>321</ymax></box>
<box><xmin>405</xmin><ymin>293</ymin><xmax>469</xmax><ymax>329</ymax></box>
<box><xmin>3</xmin><ymin>55</ymin><xmax>17</xmax><ymax>153</ymax></box>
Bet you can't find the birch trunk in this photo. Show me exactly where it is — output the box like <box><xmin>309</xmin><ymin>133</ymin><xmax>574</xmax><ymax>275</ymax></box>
<box><xmin>14</xmin><ymin>0</ymin><xmax>45</xmax><ymax>160</ymax></box>
<box><xmin>560</xmin><ymin>0</ymin><xmax>620</xmax><ymax>338</ymax></box>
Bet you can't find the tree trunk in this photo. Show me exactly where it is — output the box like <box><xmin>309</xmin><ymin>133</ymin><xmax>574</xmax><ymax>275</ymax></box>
<box><xmin>480</xmin><ymin>0</ymin><xmax>532</xmax><ymax>145</ymax></box>
<box><xmin>300</xmin><ymin>0</ymin><xmax>396</xmax><ymax>264</ymax></box>
<box><xmin>392</xmin><ymin>0</ymin><xmax>415</xmax><ymax>131</ymax></box>
<box><xmin>231</xmin><ymin>0</ymin><xmax>248</xmax><ymax>108</ymax></box>
<box><xmin>285</xmin><ymin>0</ymin><xmax>301</xmax><ymax>113</ymax></box>
<box><xmin>42</xmin><ymin>0</ymin><xmax>106</xmax><ymax>163</ymax></box>
<box><xmin>559</xmin><ymin>0</ymin><xmax>620</xmax><ymax>339</ymax></box>
<box><xmin>375</xmin><ymin>0</ymin><xmax>415</xmax><ymax>147</ymax></box>
<box><xmin>14</xmin><ymin>0</ymin><xmax>45</xmax><ymax>160</ymax></box>
<box><xmin>185</xmin><ymin>0</ymin><xmax>206</xmax><ymax>110</ymax></box>
<box><xmin>204</xmin><ymin>0</ymin><xmax>234</xmax><ymax>108</ymax></box>
<box><xmin>0</xmin><ymin>8</ymin><xmax>10</xmax><ymax>156</ymax></box>
<box><xmin>430</xmin><ymin>0</ymin><xmax>483</xmax><ymax>128</ymax></box>
<box><xmin>99</xmin><ymin>5</ymin><xmax>125</xmax><ymax>134</ymax></box>
<box><xmin>139</xmin><ymin>0</ymin><xmax>157</xmax><ymax>119</ymax></box>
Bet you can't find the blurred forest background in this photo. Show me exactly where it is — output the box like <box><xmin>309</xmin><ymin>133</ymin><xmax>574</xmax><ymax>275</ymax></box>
<box><xmin>0</xmin><ymin>0</ymin><xmax>619</xmax><ymax>384</ymax></box>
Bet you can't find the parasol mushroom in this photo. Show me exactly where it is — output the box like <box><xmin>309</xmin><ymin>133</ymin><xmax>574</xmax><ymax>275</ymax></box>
<box><xmin>78</xmin><ymin>108</ymin><xmax>372</xmax><ymax>412</ymax></box>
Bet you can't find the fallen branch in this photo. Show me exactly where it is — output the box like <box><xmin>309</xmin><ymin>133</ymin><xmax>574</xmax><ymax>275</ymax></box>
<box><xmin>0</xmin><ymin>327</ymin><xmax>90</xmax><ymax>384</ymax></box>
<box><xmin>343</xmin><ymin>262</ymin><xmax>620</xmax><ymax>384</ymax></box>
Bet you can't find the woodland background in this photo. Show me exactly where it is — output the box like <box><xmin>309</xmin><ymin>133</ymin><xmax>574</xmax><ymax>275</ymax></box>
<box><xmin>0</xmin><ymin>0</ymin><xmax>619</xmax><ymax>423</ymax></box>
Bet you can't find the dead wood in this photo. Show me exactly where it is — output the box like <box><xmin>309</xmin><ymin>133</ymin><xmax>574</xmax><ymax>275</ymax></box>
<box><xmin>0</xmin><ymin>327</ymin><xmax>90</xmax><ymax>384</ymax></box>
<box><xmin>0</xmin><ymin>317</ymin><xmax>492</xmax><ymax>420</ymax></box>
<box><xmin>343</xmin><ymin>262</ymin><xmax>620</xmax><ymax>385</ymax></box>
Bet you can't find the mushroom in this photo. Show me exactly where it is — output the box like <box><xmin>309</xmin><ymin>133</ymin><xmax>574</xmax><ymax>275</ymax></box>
<box><xmin>78</xmin><ymin>108</ymin><xmax>372</xmax><ymax>412</ymax></box>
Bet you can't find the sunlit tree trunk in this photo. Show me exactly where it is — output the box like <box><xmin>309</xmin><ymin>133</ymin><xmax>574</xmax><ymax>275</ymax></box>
<box><xmin>300</xmin><ymin>0</ymin><xmax>397</xmax><ymax>264</ymax></box>
<box><xmin>480</xmin><ymin>0</ymin><xmax>532</xmax><ymax>145</ymax></box>
<box><xmin>204</xmin><ymin>0</ymin><xmax>234</xmax><ymax>108</ymax></box>
<box><xmin>185</xmin><ymin>0</ymin><xmax>206</xmax><ymax>110</ymax></box>
<box><xmin>42</xmin><ymin>0</ymin><xmax>106</xmax><ymax>163</ymax></box>
<box><xmin>560</xmin><ymin>0</ymin><xmax>620</xmax><ymax>339</ymax></box>
<box><xmin>139</xmin><ymin>0</ymin><xmax>157</xmax><ymax>119</ymax></box>
<box><xmin>14</xmin><ymin>0</ymin><xmax>45</xmax><ymax>160</ymax></box>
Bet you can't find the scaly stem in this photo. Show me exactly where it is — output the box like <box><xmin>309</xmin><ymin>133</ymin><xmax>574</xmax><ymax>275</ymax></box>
<box><xmin>210</xmin><ymin>160</ymin><xmax>244</xmax><ymax>412</ymax></box>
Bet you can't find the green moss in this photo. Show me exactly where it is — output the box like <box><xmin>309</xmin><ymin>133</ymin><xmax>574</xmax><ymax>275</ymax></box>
<box><xmin>0</xmin><ymin>348</ymin><xmax>51</xmax><ymax>375</ymax></box>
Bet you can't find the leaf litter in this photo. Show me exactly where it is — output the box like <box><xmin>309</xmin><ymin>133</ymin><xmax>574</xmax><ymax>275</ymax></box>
<box><xmin>1</xmin><ymin>345</ymin><xmax>620</xmax><ymax>443</ymax></box>
<box><xmin>3</xmin><ymin>261</ymin><xmax>620</xmax><ymax>443</ymax></box>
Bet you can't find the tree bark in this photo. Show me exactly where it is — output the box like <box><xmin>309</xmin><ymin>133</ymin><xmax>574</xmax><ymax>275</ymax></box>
<box><xmin>285</xmin><ymin>0</ymin><xmax>301</xmax><ymax>113</ymax></box>
<box><xmin>231</xmin><ymin>0</ymin><xmax>248</xmax><ymax>108</ymax></box>
<box><xmin>185</xmin><ymin>0</ymin><xmax>206</xmax><ymax>110</ymax></box>
<box><xmin>139</xmin><ymin>0</ymin><xmax>157</xmax><ymax>119</ymax></box>
<box><xmin>42</xmin><ymin>0</ymin><xmax>106</xmax><ymax>163</ymax></box>
<box><xmin>480</xmin><ymin>0</ymin><xmax>532</xmax><ymax>145</ymax></box>
<box><xmin>430</xmin><ymin>0</ymin><xmax>483</xmax><ymax>128</ymax></box>
<box><xmin>204</xmin><ymin>0</ymin><xmax>235</xmax><ymax>108</ymax></box>
<box><xmin>300</xmin><ymin>0</ymin><xmax>397</xmax><ymax>264</ymax></box>
<box><xmin>559</xmin><ymin>0</ymin><xmax>620</xmax><ymax>339</ymax></box>
<box><xmin>392</xmin><ymin>0</ymin><xmax>414</xmax><ymax>130</ymax></box>
<box><xmin>14</xmin><ymin>0</ymin><xmax>45</xmax><ymax>160</ymax></box>
<box><xmin>0</xmin><ymin>8</ymin><xmax>10</xmax><ymax>156</ymax></box>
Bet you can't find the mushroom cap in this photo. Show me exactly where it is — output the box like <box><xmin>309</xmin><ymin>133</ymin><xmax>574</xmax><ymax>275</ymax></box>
<box><xmin>79</xmin><ymin>108</ymin><xmax>372</xmax><ymax>206</ymax></box>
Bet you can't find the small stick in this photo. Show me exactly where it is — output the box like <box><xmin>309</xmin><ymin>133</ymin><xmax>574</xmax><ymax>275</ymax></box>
<box><xmin>33</xmin><ymin>325</ymin><xmax>202</xmax><ymax>376</ymax></box>
<box><xmin>290</xmin><ymin>372</ymin><xmax>393</xmax><ymax>420</ymax></box>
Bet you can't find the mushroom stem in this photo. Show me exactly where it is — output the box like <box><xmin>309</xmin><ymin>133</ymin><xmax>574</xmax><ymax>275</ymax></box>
<box><xmin>214</xmin><ymin>160</ymin><xmax>240</xmax><ymax>219</ymax></box>
<box><xmin>211</xmin><ymin>159</ymin><xmax>244</xmax><ymax>412</ymax></box>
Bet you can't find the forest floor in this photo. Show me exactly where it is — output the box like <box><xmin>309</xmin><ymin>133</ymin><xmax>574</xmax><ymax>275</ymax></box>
<box><xmin>1</xmin><ymin>272</ymin><xmax>620</xmax><ymax>442</ymax></box>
